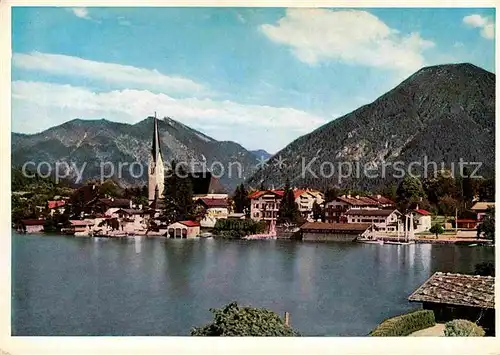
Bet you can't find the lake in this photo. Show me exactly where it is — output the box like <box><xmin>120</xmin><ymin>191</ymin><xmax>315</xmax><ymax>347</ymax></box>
<box><xmin>11</xmin><ymin>232</ymin><xmax>494</xmax><ymax>336</ymax></box>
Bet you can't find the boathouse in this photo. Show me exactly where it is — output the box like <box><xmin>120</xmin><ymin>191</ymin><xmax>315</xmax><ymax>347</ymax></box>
<box><xmin>166</xmin><ymin>221</ymin><xmax>201</xmax><ymax>238</ymax></box>
<box><xmin>299</xmin><ymin>222</ymin><xmax>371</xmax><ymax>242</ymax></box>
<box><xmin>18</xmin><ymin>219</ymin><xmax>45</xmax><ymax>234</ymax></box>
<box><xmin>408</xmin><ymin>272</ymin><xmax>495</xmax><ymax>335</ymax></box>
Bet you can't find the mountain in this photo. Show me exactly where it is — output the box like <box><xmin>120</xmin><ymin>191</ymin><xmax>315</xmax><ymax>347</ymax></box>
<box><xmin>11</xmin><ymin>117</ymin><xmax>259</xmax><ymax>191</ymax></box>
<box><xmin>247</xmin><ymin>63</ymin><xmax>495</xmax><ymax>191</ymax></box>
<box><xmin>250</xmin><ymin>149</ymin><xmax>272</xmax><ymax>161</ymax></box>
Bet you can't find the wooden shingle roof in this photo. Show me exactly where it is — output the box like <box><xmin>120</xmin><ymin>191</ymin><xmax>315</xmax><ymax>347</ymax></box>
<box><xmin>408</xmin><ymin>272</ymin><xmax>494</xmax><ymax>309</ymax></box>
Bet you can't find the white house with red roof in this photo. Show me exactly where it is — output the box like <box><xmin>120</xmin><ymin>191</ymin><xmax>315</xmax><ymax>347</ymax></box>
<box><xmin>412</xmin><ymin>209</ymin><xmax>432</xmax><ymax>233</ymax></box>
<box><xmin>166</xmin><ymin>220</ymin><xmax>200</xmax><ymax>238</ymax></box>
<box><xmin>249</xmin><ymin>189</ymin><xmax>323</xmax><ymax>223</ymax></box>
<box><xmin>249</xmin><ymin>190</ymin><xmax>284</xmax><ymax>222</ymax></box>
<box><xmin>47</xmin><ymin>200</ymin><xmax>66</xmax><ymax>216</ymax></box>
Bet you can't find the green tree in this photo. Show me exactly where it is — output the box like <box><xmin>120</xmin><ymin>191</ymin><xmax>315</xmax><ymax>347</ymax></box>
<box><xmin>461</xmin><ymin>167</ymin><xmax>475</xmax><ymax>207</ymax></box>
<box><xmin>233</xmin><ymin>184</ymin><xmax>249</xmax><ymax>213</ymax></box>
<box><xmin>379</xmin><ymin>183</ymin><xmax>398</xmax><ymax>202</ymax></box>
<box><xmin>424</xmin><ymin>169</ymin><xmax>458</xmax><ymax>205</ymax></box>
<box><xmin>477</xmin><ymin>206</ymin><xmax>494</xmax><ymax>240</ymax></box>
<box><xmin>277</xmin><ymin>179</ymin><xmax>302</xmax><ymax>225</ymax></box>
<box><xmin>161</xmin><ymin>160</ymin><xmax>194</xmax><ymax>224</ymax></box>
<box><xmin>191</xmin><ymin>302</ymin><xmax>299</xmax><ymax>336</ymax></box>
<box><xmin>429</xmin><ymin>224</ymin><xmax>444</xmax><ymax>239</ymax></box>
<box><xmin>437</xmin><ymin>195</ymin><xmax>459</xmax><ymax>219</ymax></box>
<box><xmin>324</xmin><ymin>187</ymin><xmax>340</xmax><ymax>203</ymax></box>
<box><xmin>478</xmin><ymin>178</ymin><xmax>495</xmax><ymax>202</ymax></box>
<box><xmin>98</xmin><ymin>179</ymin><xmax>122</xmax><ymax>198</ymax></box>
<box><xmin>396</xmin><ymin>176</ymin><xmax>425</xmax><ymax>211</ymax></box>
<box><xmin>312</xmin><ymin>201</ymin><xmax>323</xmax><ymax>221</ymax></box>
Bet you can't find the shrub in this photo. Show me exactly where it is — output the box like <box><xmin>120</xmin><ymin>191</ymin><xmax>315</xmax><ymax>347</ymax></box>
<box><xmin>191</xmin><ymin>302</ymin><xmax>300</xmax><ymax>336</ymax></box>
<box><xmin>369</xmin><ymin>310</ymin><xmax>436</xmax><ymax>336</ymax></box>
<box><xmin>213</xmin><ymin>219</ymin><xmax>267</xmax><ymax>239</ymax></box>
<box><xmin>444</xmin><ymin>319</ymin><xmax>485</xmax><ymax>337</ymax></box>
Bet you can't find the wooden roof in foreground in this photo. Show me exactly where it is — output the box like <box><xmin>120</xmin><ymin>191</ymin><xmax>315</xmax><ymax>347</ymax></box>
<box><xmin>408</xmin><ymin>272</ymin><xmax>494</xmax><ymax>309</ymax></box>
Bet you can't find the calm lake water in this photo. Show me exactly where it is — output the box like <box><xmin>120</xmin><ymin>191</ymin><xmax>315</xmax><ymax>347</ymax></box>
<box><xmin>12</xmin><ymin>232</ymin><xmax>494</xmax><ymax>336</ymax></box>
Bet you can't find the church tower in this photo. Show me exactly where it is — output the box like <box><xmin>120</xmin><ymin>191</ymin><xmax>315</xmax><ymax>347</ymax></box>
<box><xmin>148</xmin><ymin>113</ymin><xmax>165</xmax><ymax>202</ymax></box>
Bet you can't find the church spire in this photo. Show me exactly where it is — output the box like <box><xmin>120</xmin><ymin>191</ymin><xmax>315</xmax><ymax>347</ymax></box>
<box><xmin>151</xmin><ymin>112</ymin><xmax>161</xmax><ymax>164</ymax></box>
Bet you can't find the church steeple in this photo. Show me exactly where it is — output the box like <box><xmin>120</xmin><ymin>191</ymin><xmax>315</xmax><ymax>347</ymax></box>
<box><xmin>148</xmin><ymin>112</ymin><xmax>165</xmax><ymax>202</ymax></box>
<box><xmin>151</xmin><ymin>112</ymin><xmax>162</xmax><ymax>164</ymax></box>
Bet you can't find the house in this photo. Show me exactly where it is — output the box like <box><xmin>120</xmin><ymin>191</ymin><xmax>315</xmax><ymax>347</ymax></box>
<box><xmin>69</xmin><ymin>220</ymin><xmax>94</xmax><ymax>236</ymax></box>
<box><xmin>293</xmin><ymin>189</ymin><xmax>323</xmax><ymax>221</ymax></box>
<box><xmin>47</xmin><ymin>200</ymin><xmax>66</xmax><ymax>216</ymax></box>
<box><xmin>249</xmin><ymin>190</ymin><xmax>284</xmax><ymax>223</ymax></box>
<box><xmin>114</xmin><ymin>208</ymin><xmax>149</xmax><ymax>233</ymax></box>
<box><xmin>471</xmin><ymin>202</ymin><xmax>494</xmax><ymax>221</ymax></box>
<box><xmin>324</xmin><ymin>195</ymin><xmax>379</xmax><ymax>223</ymax></box>
<box><xmin>344</xmin><ymin>209</ymin><xmax>401</xmax><ymax>232</ymax></box>
<box><xmin>93</xmin><ymin>198</ymin><xmax>133</xmax><ymax>216</ymax></box>
<box><xmin>455</xmin><ymin>218</ymin><xmax>478</xmax><ymax>229</ymax></box>
<box><xmin>195</xmin><ymin>198</ymin><xmax>229</xmax><ymax>228</ymax></box>
<box><xmin>249</xmin><ymin>189</ymin><xmax>324</xmax><ymax>224</ymax></box>
<box><xmin>412</xmin><ymin>209</ymin><xmax>432</xmax><ymax>233</ymax></box>
<box><xmin>368</xmin><ymin>195</ymin><xmax>395</xmax><ymax>208</ymax></box>
<box><xmin>18</xmin><ymin>219</ymin><xmax>45</xmax><ymax>234</ymax></box>
<box><xmin>166</xmin><ymin>221</ymin><xmax>201</xmax><ymax>238</ymax></box>
<box><xmin>300</xmin><ymin>222</ymin><xmax>372</xmax><ymax>242</ymax></box>
<box><xmin>408</xmin><ymin>272</ymin><xmax>495</xmax><ymax>335</ymax></box>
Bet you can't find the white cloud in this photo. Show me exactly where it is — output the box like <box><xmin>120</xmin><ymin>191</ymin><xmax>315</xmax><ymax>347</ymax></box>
<box><xmin>12</xmin><ymin>52</ymin><xmax>207</xmax><ymax>96</ymax></box>
<box><xmin>11</xmin><ymin>81</ymin><xmax>328</xmax><ymax>152</ymax></box>
<box><xmin>70</xmin><ymin>8</ymin><xmax>92</xmax><ymax>20</ymax></box>
<box><xmin>260</xmin><ymin>9</ymin><xmax>434</xmax><ymax>74</ymax></box>
<box><xmin>463</xmin><ymin>14</ymin><xmax>495</xmax><ymax>39</ymax></box>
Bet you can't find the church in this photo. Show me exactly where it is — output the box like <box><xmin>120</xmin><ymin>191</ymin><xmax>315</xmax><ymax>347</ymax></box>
<box><xmin>148</xmin><ymin>114</ymin><xmax>165</xmax><ymax>203</ymax></box>
<box><xmin>147</xmin><ymin>114</ymin><xmax>228</xmax><ymax>206</ymax></box>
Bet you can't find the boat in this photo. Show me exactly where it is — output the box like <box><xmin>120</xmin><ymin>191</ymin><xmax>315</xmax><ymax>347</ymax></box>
<box><xmin>199</xmin><ymin>232</ymin><xmax>213</xmax><ymax>239</ymax></box>
<box><xmin>384</xmin><ymin>213</ymin><xmax>414</xmax><ymax>245</ymax></box>
<box><xmin>357</xmin><ymin>238</ymin><xmax>383</xmax><ymax>245</ymax></box>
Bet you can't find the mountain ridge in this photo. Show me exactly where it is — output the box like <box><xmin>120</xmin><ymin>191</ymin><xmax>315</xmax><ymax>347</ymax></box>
<box><xmin>246</xmin><ymin>63</ymin><xmax>495</xmax><ymax>191</ymax></box>
<box><xmin>11</xmin><ymin>116</ymin><xmax>259</xmax><ymax>191</ymax></box>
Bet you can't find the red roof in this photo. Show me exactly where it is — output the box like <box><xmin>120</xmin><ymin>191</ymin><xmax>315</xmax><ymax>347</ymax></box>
<box><xmin>336</xmin><ymin>195</ymin><xmax>378</xmax><ymax>206</ymax></box>
<box><xmin>48</xmin><ymin>200</ymin><xmax>66</xmax><ymax>209</ymax></box>
<box><xmin>414</xmin><ymin>209</ymin><xmax>431</xmax><ymax>215</ymax></box>
<box><xmin>456</xmin><ymin>219</ymin><xmax>478</xmax><ymax>223</ymax></box>
<box><xmin>178</xmin><ymin>220</ymin><xmax>200</xmax><ymax>227</ymax></box>
<box><xmin>197</xmin><ymin>198</ymin><xmax>228</xmax><ymax>208</ymax></box>
<box><xmin>248</xmin><ymin>190</ymin><xmax>284</xmax><ymax>200</ymax></box>
<box><xmin>368</xmin><ymin>195</ymin><xmax>395</xmax><ymax>205</ymax></box>
<box><xmin>21</xmin><ymin>219</ymin><xmax>45</xmax><ymax>226</ymax></box>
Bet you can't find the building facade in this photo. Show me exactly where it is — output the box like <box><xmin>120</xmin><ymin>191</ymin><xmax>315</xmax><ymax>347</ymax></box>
<box><xmin>344</xmin><ymin>209</ymin><xmax>401</xmax><ymax>232</ymax></box>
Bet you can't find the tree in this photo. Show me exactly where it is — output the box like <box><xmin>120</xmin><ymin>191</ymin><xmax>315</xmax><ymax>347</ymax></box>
<box><xmin>324</xmin><ymin>187</ymin><xmax>340</xmax><ymax>203</ymax></box>
<box><xmin>312</xmin><ymin>201</ymin><xmax>323</xmax><ymax>221</ymax></box>
<box><xmin>477</xmin><ymin>206</ymin><xmax>494</xmax><ymax>240</ymax></box>
<box><xmin>396</xmin><ymin>176</ymin><xmax>425</xmax><ymax>211</ymax></box>
<box><xmin>478</xmin><ymin>178</ymin><xmax>495</xmax><ymax>202</ymax></box>
<box><xmin>277</xmin><ymin>179</ymin><xmax>302</xmax><ymax>225</ymax></box>
<box><xmin>161</xmin><ymin>160</ymin><xmax>194</xmax><ymax>224</ymax></box>
<box><xmin>379</xmin><ymin>183</ymin><xmax>398</xmax><ymax>202</ymax></box>
<box><xmin>233</xmin><ymin>184</ymin><xmax>249</xmax><ymax>213</ymax></box>
<box><xmin>424</xmin><ymin>169</ymin><xmax>458</xmax><ymax>205</ymax></box>
<box><xmin>98</xmin><ymin>179</ymin><xmax>122</xmax><ymax>198</ymax></box>
<box><xmin>429</xmin><ymin>224</ymin><xmax>444</xmax><ymax>239</ymax></box>
<box><xmin>461</xmin><ymin>167</ymin><xmax>475</xmax><ymax>207</ymax></box>
<box><xmin>191</xmin><ymin>302</ymin><xmax>299</xmax><ymax>336</ymax></box>
<box><xmin>259</xmin><ymin>181</ymin><xmax>266</xmax><ymax>191</ymax></box>
<box><xmin>437</xmin><ymin>195</ymin><xmax>459</xmax><ymax>219</ymax></box>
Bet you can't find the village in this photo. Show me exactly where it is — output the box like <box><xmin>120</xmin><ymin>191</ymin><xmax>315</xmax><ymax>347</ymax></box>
<box><xmin>13</xmin><ymin>116</ymin><xmax>495</xmax><ymax>247</ymax></box>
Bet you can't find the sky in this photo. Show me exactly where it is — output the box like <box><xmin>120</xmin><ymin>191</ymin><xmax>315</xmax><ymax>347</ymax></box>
<box><xmin>11</xmin><ymin>7</ymin><xmax>496</xmax><ymax>153</ymax></box>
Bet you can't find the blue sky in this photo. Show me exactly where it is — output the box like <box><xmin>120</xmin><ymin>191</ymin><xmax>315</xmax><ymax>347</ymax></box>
<box><xmin>11</xmin><ymin>7</ymin><xmax>496</xmax><ymax>152</ymax></box>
